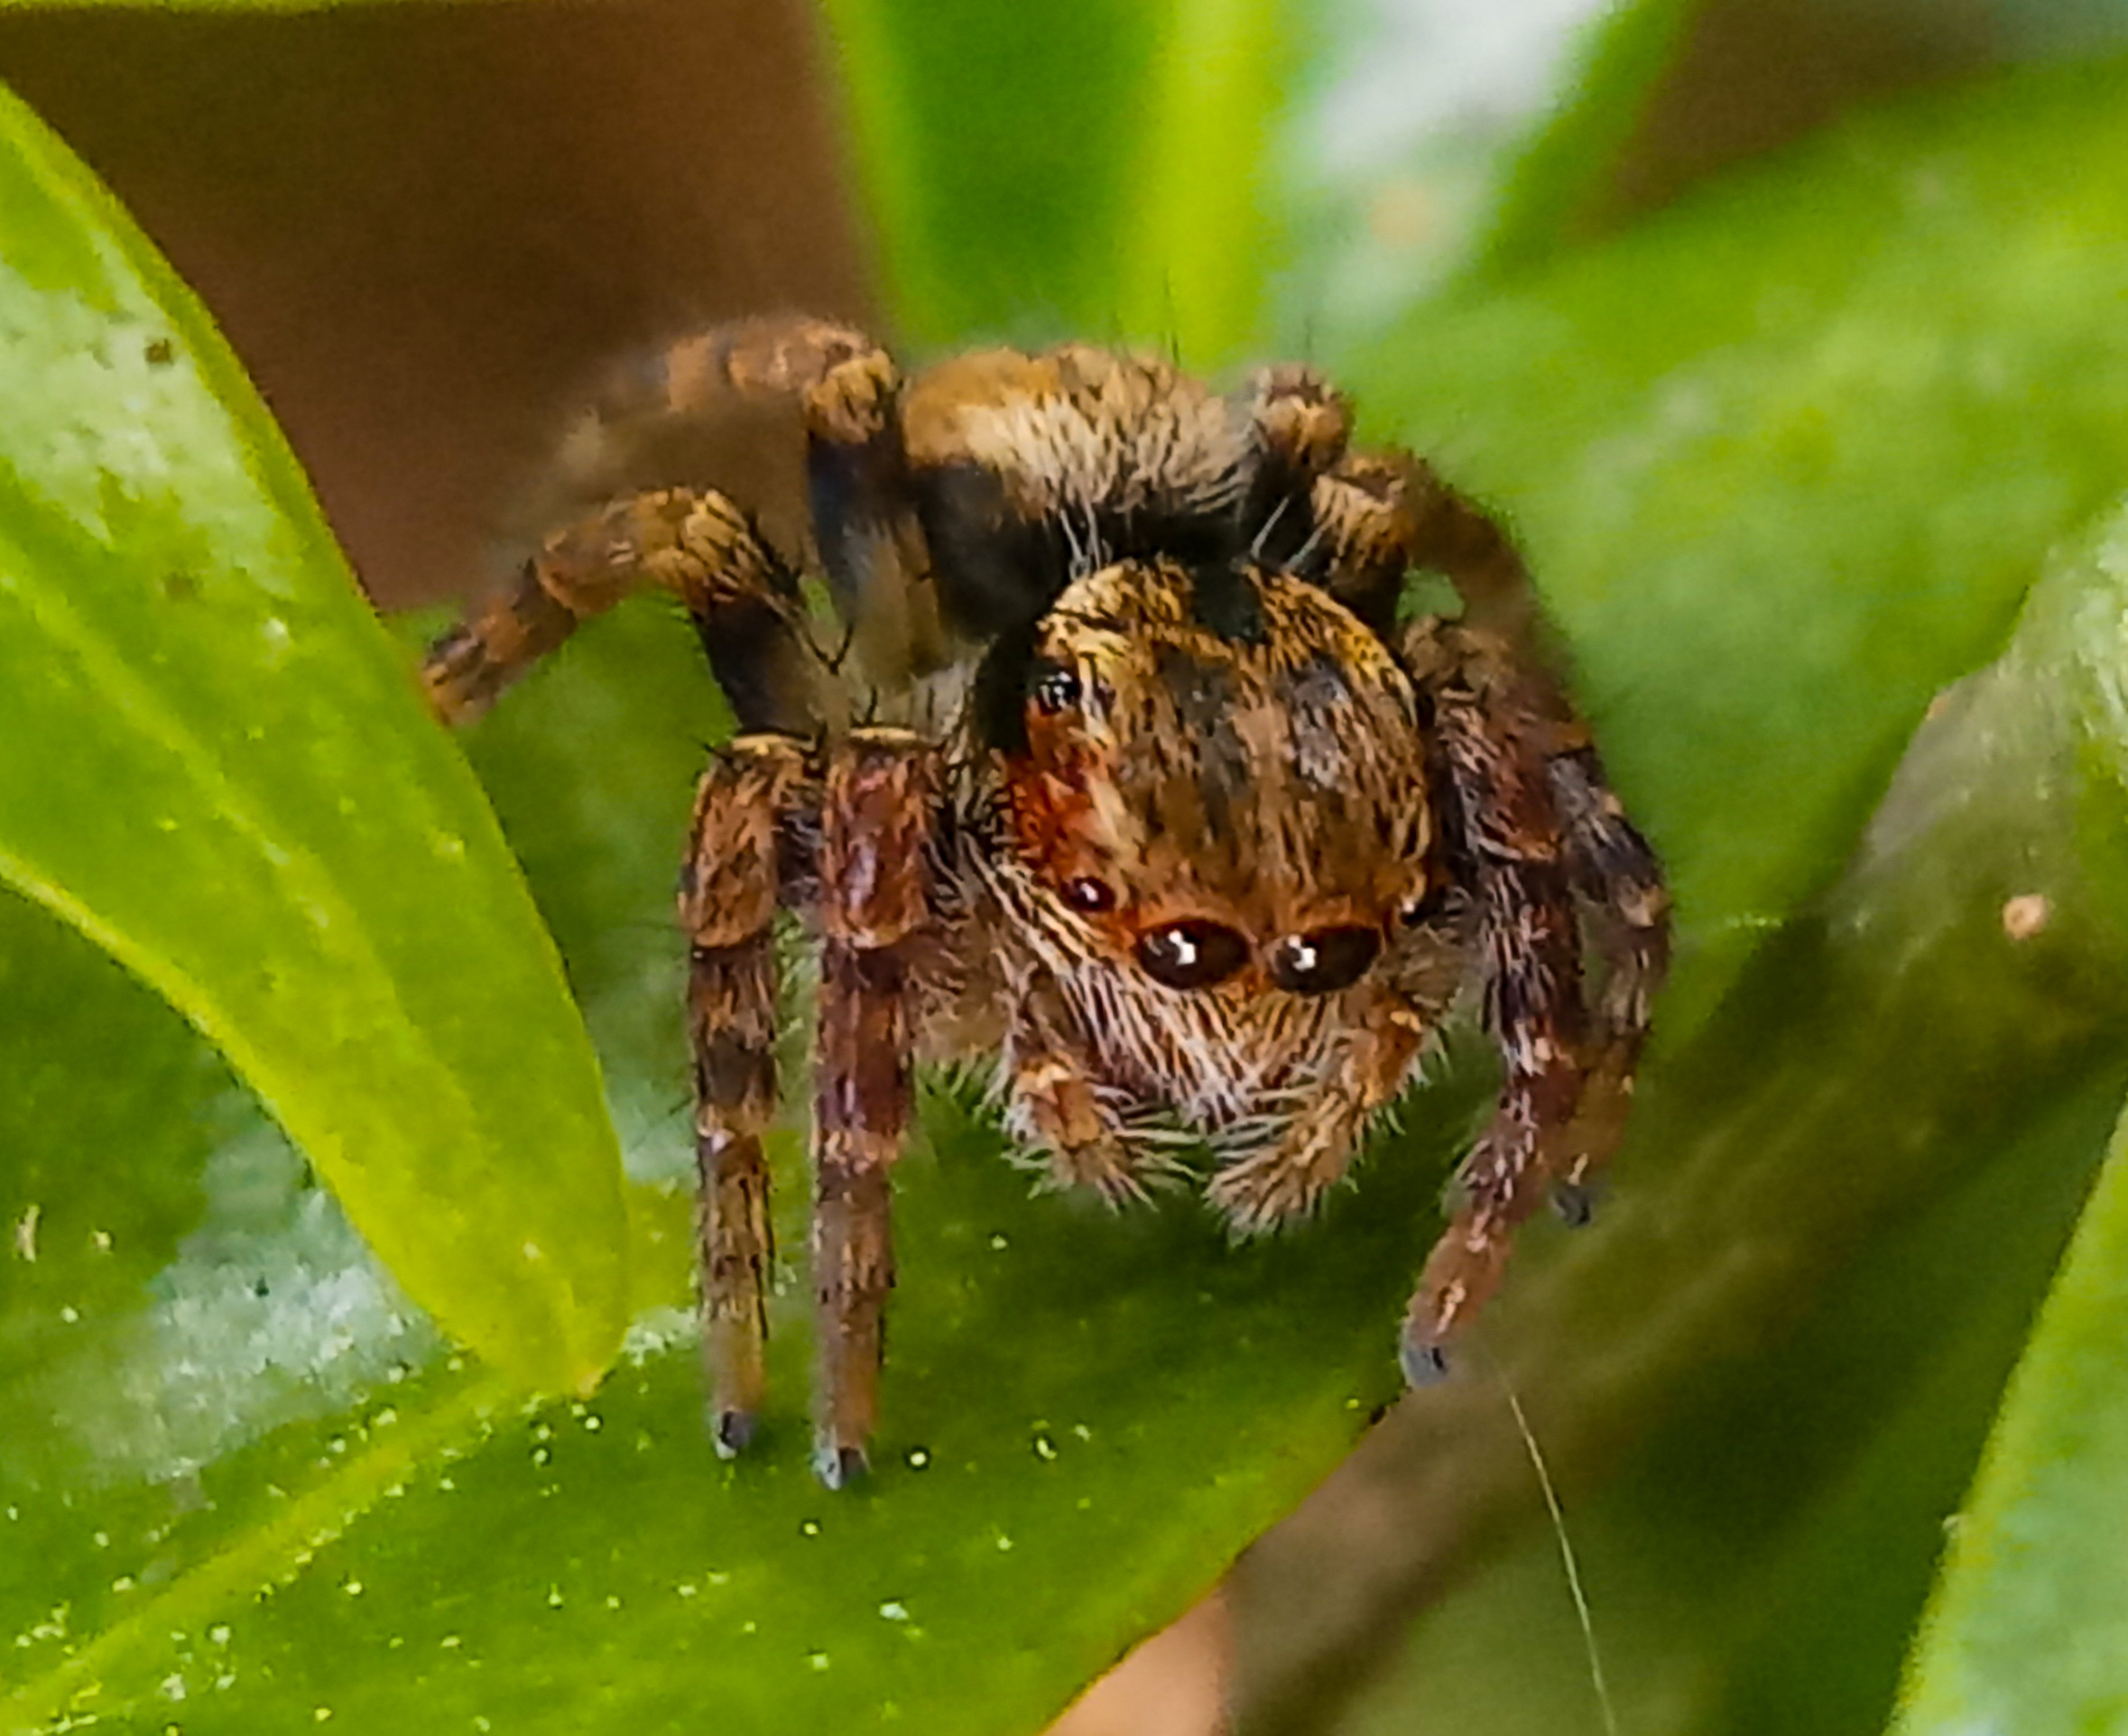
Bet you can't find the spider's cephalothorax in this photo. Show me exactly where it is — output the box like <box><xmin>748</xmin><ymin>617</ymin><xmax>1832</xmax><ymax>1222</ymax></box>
<box><xmin>423</xmin><ymin>319</ymin><xmax>1670</xmax><ymax>1488</ymax></box>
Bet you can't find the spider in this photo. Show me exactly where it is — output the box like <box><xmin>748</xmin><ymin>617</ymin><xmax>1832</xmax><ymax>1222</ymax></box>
<box><xmin>423</xmin><ymin>317</ymin><xmax>1670</xmax><ymax>1489</ymax></box>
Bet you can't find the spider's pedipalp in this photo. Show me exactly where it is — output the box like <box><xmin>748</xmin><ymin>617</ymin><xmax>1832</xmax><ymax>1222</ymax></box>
<box><xmin>1204</xmin><ymin>1002</ymin><xmax>1433</xmax><ymax>1234</ymax></box>
<box><xmin>1003</xmin><ymin>965</ymin><xmax>1176</xmax><ymax>1205</ymax></box>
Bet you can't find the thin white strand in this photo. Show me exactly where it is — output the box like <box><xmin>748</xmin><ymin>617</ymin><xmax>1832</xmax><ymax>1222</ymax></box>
<box><xmin>1497</xmin><ymin>1369</ymin><xmax>1619</xmax><ymax>1736</ymax></box>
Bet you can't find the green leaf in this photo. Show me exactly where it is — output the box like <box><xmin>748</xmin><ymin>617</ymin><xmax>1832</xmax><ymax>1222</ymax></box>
<box><xmin>817</xmin><ymin>0</ymin><xmax>1296</xmax><ymax>361</ymax></box>
<box><xmin>1891</xmin><ymin>517</ymin><xmax>2128</xmax><ymax>1732</ymax></box>
<box><xmin>0</xmin><ymin>623</ymin><xmax>1478</xmax><ymax>1729</ymax></box>
<box><xmin>0</xmin><ymin>83</ymin><xmax>626</xmax><ymax>1394</ymax></box>
<box><xmin>1465</xmin><ymin>0</ymin><xmax>1704</xmax><ymax>279</ymax></box>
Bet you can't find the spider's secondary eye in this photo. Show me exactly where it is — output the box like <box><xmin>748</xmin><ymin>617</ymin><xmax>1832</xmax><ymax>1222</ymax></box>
<box><xmin>1268</xmin><ymin>926</ymin><xmax>1382</xmax><ymax>995</ymax></box>
<box><xmin>1064</xmin><ymin>877</ymin><xmax>1115</xmax><ymax>914</ymax></box>
<box><xmin>1032</xmin><ymin>663</ymin><xmax>1081</xmax><ymax>715</ymax></box>
<box><xmin>1135</xmin><ymin>920</ymin><xmax>1250</xmax><ymax>991</ymax></box>
<box><xmin>1398</xmin><ymin>881</ymin><xmax>1448</xmax><ymax>928</ymax></box>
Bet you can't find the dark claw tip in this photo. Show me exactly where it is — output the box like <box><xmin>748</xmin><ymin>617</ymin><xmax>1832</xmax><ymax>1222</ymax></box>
<box><xmin>813</xmin><ymin>1442</ymin><xmax>871</xmax><ymax>1491</ymax></box>
<box><xmin>1400</xmin><ymin>1334</ymin><xmax>1452</xmax><ymax>1389</ymax></box>
<box><xmin>1552</xmin><ymin>1180</ymin><xmax>1597</xmax><ymax>1228</ymax></box>
<box><xmin>712</xmin><ymin>1408</ymin><xmax>757</xmax><ymax>1460</ymax></box>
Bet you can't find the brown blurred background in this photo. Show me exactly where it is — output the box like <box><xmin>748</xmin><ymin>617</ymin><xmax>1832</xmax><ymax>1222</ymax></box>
<box><xmin>0</xmin><ymin>0</ymin><xmax>867</xmax><ymax>614</ymax></box>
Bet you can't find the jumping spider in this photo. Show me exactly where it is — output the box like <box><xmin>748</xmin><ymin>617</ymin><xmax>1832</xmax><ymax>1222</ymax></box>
<box><xmin>424</xmin><ymin>318</ymin><xmax>1670</xmax><ymax>1489</ymax></box>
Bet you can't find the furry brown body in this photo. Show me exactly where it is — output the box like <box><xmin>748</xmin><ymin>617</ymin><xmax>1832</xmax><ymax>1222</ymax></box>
<box><xmin>424</xmin><ymin>319</ymin><xmax>1669</xmax><ymax>1488</ymax></box>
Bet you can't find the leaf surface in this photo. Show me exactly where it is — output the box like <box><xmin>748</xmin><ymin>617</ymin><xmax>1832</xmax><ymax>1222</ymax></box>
<box><xmin>0</xmin><ymin>83</ymin><xmax>626</xmax><ymax>1398</ymax></box>
<box><xmin>1890</xmin><ymin>512</ymin><xmax>2128</xmax><ymax>1736</ymax></box>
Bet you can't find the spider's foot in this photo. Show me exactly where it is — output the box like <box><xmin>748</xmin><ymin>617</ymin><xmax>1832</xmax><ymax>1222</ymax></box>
<box><xmin>1399</xmin><ymin>1328</ymin><xmax>1452</xmax><ymax>1388</ymax></box>
<box><xmin>1551</xmin><ymin>1178</ymin><xmax>1598</xmax><ymax>1228</ymax></box>
<box><xmin>1402</xmin><ymin>1216</ymin><xmax>1511</xmax><ymax>1388</ymax></box>
<box><xmin>710</xmin><ymin>1406</ymin><xmax>758</xmax><ymax>1460</ymax></box>
<box><xmin>812</xmin><ymin>1436</ymin><xmax>871</xmax><ymax>1491</ymax></box>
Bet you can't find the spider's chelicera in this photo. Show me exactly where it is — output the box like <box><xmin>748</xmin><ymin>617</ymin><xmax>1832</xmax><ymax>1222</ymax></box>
<box><xmin>423</xmin><ymin>319</ymin><xmax>1670</xmax><ymax>1489</ymax></box>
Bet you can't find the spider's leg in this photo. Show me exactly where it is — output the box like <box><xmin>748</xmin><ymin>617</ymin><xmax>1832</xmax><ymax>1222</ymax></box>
<box><xmin>423</xmin><ymin>487</ymin><xmax>822</xmax><ymax>733</ymax></box>
<box><xmin>1239</xmin><ymin>363</ymin><xmax>1354</xmax><ymax>566</ymax></box>
<box><xmin>1302</xmin><ymin>448</ymin><xmax>1562</xmax><ymax>672</ymax></box>
<box><xmin>679</xmin><ymin>735</ymin><xmax>814</xmax><ymax>1455</ymax></box>
<box><xmin>812</xmin><ymin>727</ymin><xmax>938</xmax><ymax>1488</ymax></box>
<box><xmin>557</xmin><ymin>314</ymin><xmax>936</xmax><ymax>687</ymax></box>
<box><xmin>1544</xmin><ymin>743</ymin><xmax>1671</xmax><ymax>1215</ymax></box>
<box><xmin>791</xmin><ymin>338</ymin><xmax>945</xmax><ymax>689</ymax></box>
<box><xmin>1401</xmin><ymin>647</ymin><xmax>1592</xmax><ymax>1382</ymax></box>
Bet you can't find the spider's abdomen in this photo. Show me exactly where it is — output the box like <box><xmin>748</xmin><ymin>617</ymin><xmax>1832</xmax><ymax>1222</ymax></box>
<box><xmin>896</xmin><ymin>345</ymin><xmax>1346</xmax><ymax>639</ymax></box>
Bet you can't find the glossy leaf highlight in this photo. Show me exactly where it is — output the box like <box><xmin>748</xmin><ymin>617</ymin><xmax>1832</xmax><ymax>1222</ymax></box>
<box><xmin>0</xmin><ymin>83</ymin><xmax>626</xmax><ymax>1395</ymax></box>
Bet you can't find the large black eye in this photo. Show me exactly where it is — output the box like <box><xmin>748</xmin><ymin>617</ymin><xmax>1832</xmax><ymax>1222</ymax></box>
<box><xmin>1135</xmin><ymin>920</ymin><xmax>1250</xmax><ymax>991</ymax></box>
<box><xmin>1268</xmin><ymin>926</ymin><xmax>1382</xmax><ymax>995</ymax></box>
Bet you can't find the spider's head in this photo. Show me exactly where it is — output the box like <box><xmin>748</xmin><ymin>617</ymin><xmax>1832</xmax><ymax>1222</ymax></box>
<box><xmin>984</xmin><ymin>557</ymin><xmax>1437</xmax><ymax>995</ymax></box>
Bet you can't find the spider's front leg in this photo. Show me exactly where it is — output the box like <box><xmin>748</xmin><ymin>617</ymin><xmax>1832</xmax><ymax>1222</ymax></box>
<box><xmin>1547</xmin><ymin>742</ymin><xmax>1672</xmax><ymax>1214</ymax></box>
<box><xmin>423</xmin><ymin>314</ymin><xmax>931</xmax><ymax>722</ymax></box>
<box><xmin>680</xmin><ymin>735</ymin><xmax>816</xmax><ymax>1457</ymax></box>
<box><xmin>1300</xmin><ymin>442</ymin><xmax>1668</xmax><ymax>1371</ymax></box>
<box><xmin>812</xmin><ymin>727</ymin><xmax>939</xmax><ymax>1488</ymax></box>
<box><xmin>1401</xmin><ymin>643</ymin><xmax>1615</xmax><ymax>1382</ymax></box>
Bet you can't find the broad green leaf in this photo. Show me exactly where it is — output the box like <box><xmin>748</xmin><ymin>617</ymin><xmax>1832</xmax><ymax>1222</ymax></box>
<box><xmin>1892</xmin><ymin>512</ymin><xmax>2128</xmax><ymax>1734</ymax></box>
<box><xmin>818</xmin><ymin>0</ymin><xmax>1166</xmax><ymax>349</ymax></box>
<box><xmin>0</xmin><ymin>618</ymin><xmax>1482</xmax><ymax>1730</ymax></box>
<box><xmin>1106</xmin><ymin>0</ymin><xmax>1291</xmax><ymax>364</ymax></box>
<box><xmin>817</xmin><ymin>0</ymin><xmax>1297</xmax><ymax>362</ymax></box>
<box><xmin>0</xmin><ymin>84</ymin><xmax>626</xmax><ymax>1394</ymax></box>
<box><xmin>1466</xmin><ymin>0</ymin><xmax>2128</xmax><ymax>286</ymax></box>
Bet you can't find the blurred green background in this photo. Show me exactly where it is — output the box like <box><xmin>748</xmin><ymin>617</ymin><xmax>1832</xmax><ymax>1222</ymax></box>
<box><xmin>8</xmin><ymin>4</ymin><xmax>2128</xmax><ymax>1734</ymax></box>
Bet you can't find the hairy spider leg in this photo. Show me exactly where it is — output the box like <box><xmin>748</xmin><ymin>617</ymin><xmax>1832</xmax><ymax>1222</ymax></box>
<box><xmin>680</xmin><ymin>735</ymin><xmax>814</xmax><ymax>1454</ymax></box>
<box><xmin>811</xmin><ymin>728</ymin><xmax>938</xmax><ymax>1487</ymax></box>
<box><xmin>1402</xmin><ymin>647</ymin><xmax>1591</xmax><ymax>1381</ymax></box>
<box><xmin>1302</xmin><ymin>445</ymin><xmax>1577</xmax><ymax>686</ymax></box>
<box><xmin>425</xmin><ymin>472</ymin><xmax>838</xmax><ymax>1454</ymax></box>
<box><xmin>1545</xmin><ymin>743</ymin><xmax>1671</xmax><ymax>1218</ymax></box>
<box><xmin>571</xmin><ymin>314</ymin><xmax>940</xmax><ymax>690</ymax></box>
<box><xmin>421</xmin><ymin>485</ymin><xmax>821</xmax><ymax>734</ymax></box>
